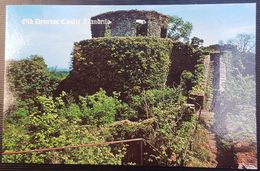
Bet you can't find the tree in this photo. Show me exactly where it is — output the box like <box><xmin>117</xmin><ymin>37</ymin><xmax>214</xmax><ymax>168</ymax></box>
<box><xmin>227</xmin><ymin>34</ymin><xmax>255</xmax><ymax>53</ymax></box>
<box><xmin>224</xmin><ymin>34</ymin><xmax>256</xmax><ymax>76</ymax></box>
<box><xmin>190</xmin><ymin>37</ymin><xmax>204</xmax><ymax>48</ymax></box>
<box><xmin>7</xmin><ymin>55</ymin><xmax>58</xmax><ymax>101</ymax></box>
<box><xmin>167</xmin><ymin>16</ymin><xmax>193</xmax><ymax>42</ymax></box>
<box><xmin>214</xmin><ymin>34</ymin><xmax>255</xmax><ymax>76</ymax></box>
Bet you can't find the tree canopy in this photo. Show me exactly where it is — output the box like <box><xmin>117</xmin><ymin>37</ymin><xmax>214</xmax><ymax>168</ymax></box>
<box><xmin>7</xmin><ymin>55</ymin><xmax>56</xmax><ymax>100</ymax></box>
<box><xmin>227</xmin><ymin>33</ymin><xmax>255</xmax><ymax>53</ymax></box>
<box><xmin>167</xmin><ymin>15</ymin><xmax>193</xmax><ymax>42</ymax></box>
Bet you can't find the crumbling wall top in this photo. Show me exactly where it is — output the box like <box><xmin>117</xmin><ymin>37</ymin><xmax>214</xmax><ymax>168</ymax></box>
<box><xmin>91</xmin><ymin>10</ymin><xmax>169</xmax><ymax>38</ymax></box>
<box><xmin>91</xmin><ymin>10</ymin><xmax>169</xmax><ymax>24</ymax></box>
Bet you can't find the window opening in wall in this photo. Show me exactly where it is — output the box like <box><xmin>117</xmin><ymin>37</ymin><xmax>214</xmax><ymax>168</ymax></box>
<box><xmin>136</xmin><ymin>19</ymin><xmax>147</xmax><ymax>36</ymax></box>
<box><xmin>160</xmin><ymin>27</ymin><xmax>167</xmax><ymax>38</ymax></box>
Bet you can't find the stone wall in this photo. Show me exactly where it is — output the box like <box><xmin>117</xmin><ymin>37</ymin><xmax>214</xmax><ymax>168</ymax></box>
<box><xmin>202</xmin><ymin>55</ymin><xmax>212</xmax><ymax>108</ymax></box>
<box><xmin>211</xmin><ymin>52</ymin><xmax>228</xmax><ymax>138</ymax></box>
<box><xmin>211</xmin><ymin>52</ymin><xmax>227</xmax><ymax>102</ymax></box>
<box><xmin>91</xmin><ymin>10</ymin><xmax>169</xmax><ymax>38</ymax></box>
<box><xmin>147</xmin><ymin>19</ymin><xmax>161</xmax><ymax>37</ymax></box>
<box><xmin>110</xmin><ymin>18</ymin><xmax>136</xmax><ymax>37</ymax></box>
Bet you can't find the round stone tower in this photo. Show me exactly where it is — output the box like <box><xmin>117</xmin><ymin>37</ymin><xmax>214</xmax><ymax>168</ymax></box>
<box><xmin>91</xmin><ymin>10</ymin><xmax>169</xmax><ymax>38</ymax></box>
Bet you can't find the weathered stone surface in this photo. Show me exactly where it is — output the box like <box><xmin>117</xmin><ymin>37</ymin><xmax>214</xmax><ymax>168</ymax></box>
<box><xmin>91</xmin><ymin>10</ymin><xmax>169</xmax><ymax>38</ymax></box>
<box><xmin>211</xmin><ymin>52</ymin><xmax>227</xmax><ymax>94</ymax></box>
<box><xmin>211</xmin><ymin>52</ymin><xmax>228</xmax><ymax>138</ymax></box>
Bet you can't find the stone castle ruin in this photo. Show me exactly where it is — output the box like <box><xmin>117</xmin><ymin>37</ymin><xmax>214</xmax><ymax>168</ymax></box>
<box><xmin>4</xmin><ymin>9</ymin><xmax>256</xmax><ymax>168</ymax></box>
<box><xmin>60</xmin><ymin>10</ymin><xmax>256</xmax><ymax>151</ymax></box>
<box><xmin>59</xmin><ymin>10</ymin><xmax>211</xmax><ymax>106</ymax></box>
<box><xmin>91</xmin><ymin>10</ymin><xmax>169</xmax><ymax>38</ymax></box>
<box><xmin>57</xmin><ymin>10</ymin><xmax>173</xmax><ymax>100</ymax></box>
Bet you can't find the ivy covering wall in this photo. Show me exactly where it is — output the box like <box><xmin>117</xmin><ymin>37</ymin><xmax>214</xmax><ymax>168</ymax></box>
<box><xmin>166</xmin><ymin>42</ymin><xmax>210</xmax><ymax>108</ymax></box>
<box><xmin>57</xmin><ymin>37</ymin><xmax>173</xmax><ymax>100</ymax></box>
<box><xmin>167</xmin><ymin>42</ymin><xmax>208</xmax><ymax>90</ymax></box>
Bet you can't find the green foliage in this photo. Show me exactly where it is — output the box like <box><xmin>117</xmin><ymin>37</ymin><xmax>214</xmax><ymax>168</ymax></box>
<box><xmin>57</xmin><ymin>37</ymin><xmax>173</xmax><ymax>100</ymax></box>
<box><xmin>4</xmin><ymin>33</ymin><xmax>214</xmax><ymax>166</ymax></box>
<box><xmin>106</xmin><ymin>87</ymin><xmax>197</xmax><ymax>166</ymax></box>
<box><xmin>79</xmin><ymin>89</ymin><xmax>135</xmax><ymax>125</ymax></box>
<box><xmin>186</xmin><ymin>125</ymin><xmax>215</xmax><ymax>167</ymax></box>
<box><xmin>3</xmin><ymin>122</ymin><xmax>125</xmax><ymax>164</ymax></box>
<box><xmin>7</xmin><ymin>55</ymin><xmax>57</xmax><ymax>100</ymax></box>
<box><xmin>3</xmin><ymin>90</ymin><xmax>127</xmax><ymax>164</ymax></box>
<box><xmin>104</xmin><ymin>24</ymin><xmax>112</xmax><ymax>37</ymax></box>
<box><xmin>167</xmin><ymin>15</ymin><xmax>193</xmax><ymax>42</ymax></box>
<box><xmin>167</xmin><ymin>41</ymin><xmax>207</xmax><ymax>96</ymax></box>
<box><xmin>48</xmin><ymin>68</ymin><xmax>69</xmax><ymax>82</ymax></box>
<box><xmin>150</xmin><ymin>102</ymin><xmax>194</xmax><ymax>166</ymax></box>
<box><xmin>129</xmin><ymin>87</ymin><xmax>187</xmax><ymax>119</ymax></box>
<box><xmin>35</xmin><ymin>90</ymin><xmax>133</xmax><ymax>126</ymax></box>
<box><xmin>80</xmin><ymin>91</ymin><xmax>117</xmax><ymax>125</ymax></box>
<box><xmin>191</xmin><ymin>37</ymin><xmax>204</xmax><ymax>49</ymax></box>
<box><xmin>180</xmin><ymin>71</ymin><xmax>194</xmax><ymax>95</ymax></box>
<box><xmin>227</xmin><ymin>33</ymin><xmax>255</xmax><ymax>53</ymax></box>
<box><xmin>5</xmin><ymin>57</ymin><xmax>71</xmax><ymax>123</ymax></box>
<box><xmin>6</xmin><ymin>100</ymin><xmax>30</xmax><ymax>125</ymax></box>
<box><xmin>108</xmin><ymin>118</ymin><xmax>157</xmax><ymax>141</ymax></box>
<box><xmin>4</xmin><ymin>85</ymin><xmax>210</xmax><ymax>166</ymax></box>
<box><xmin>2</xmin><ymin>122</ymin><xmax>30</xmax><ymax>163</ymax></box>
<box><xmin>189</xmin><ymin>61</ymin><xmax>206</xmax><ymax>96</ymax></box>
<box><xmin>171</xmin><ymin>114</ymin><xmax>196</xmax><ymax>165</ymax></box>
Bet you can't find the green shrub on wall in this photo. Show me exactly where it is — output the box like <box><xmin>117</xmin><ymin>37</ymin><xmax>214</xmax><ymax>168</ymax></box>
<box><xmin>58</xmin><ymin>37</ymin><xmax>173</xmax><ymax>100</ymax></box>
<box><xmin>167</xmin><ymin>42</ymin><xmax>208</xmax><ymax>96</ymax></box>
<box><xmin>167</xmin><ymin>42</ymin><xmax>203</xmax><ymax>87</ymax></box>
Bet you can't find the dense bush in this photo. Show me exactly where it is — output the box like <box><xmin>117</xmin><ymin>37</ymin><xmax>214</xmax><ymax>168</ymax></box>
<box><xmin>189</xmin><ymin>56</ymin><xmax>207</xmax><ymax>96</ymax></box>
<box><xmin>35</xmin><ymin>90</ymin><xmax>134</xmax><ymax>126</ymax></box>
<box><xmin>179</xmin><ymin>71</ymin><xmax>194</xmax><ymax>95</ymax></box>
<box><xmin>78</xmin><ymin>89</ymin><xmax>136</xmax><ymax>124</ymax></box>
<box><xmin>3</xmin><ymin>90</ymin><xmax>128</xmax><ymax>164</ymax></box>
<box><xmin>105</xmin><ymin>87</ymin><xmax>197</xmax><ymax>166</ymax></box>
<box><xmin>7</xmin><ymin>55</ymin><xmax>58</xmax><ymax>100</ymax></box>
<box><xmin>129</xmin><ymin>87</ymin><xmax>187</xmax><ymax>120</ymax></box>
<box><xmin>4</xmin><ymin>79</ymin><xmax>213</xmax><ymax>166</ymax></box>
<box><xmin>108</xmin><ymin>118</ymin><xmax>157</xmax><ymax>141</ymax></box>
<box><xmin>48</xmin><ymin>68</ymin><xmax>69</xmax><ymax>82</ymax></box>
<box><xmin>57</xmin><ymin>37</ymin><xmax>173</xmax><ymax>100</ymax></box>
<box><xmin>3</xmin><ymin>122</ymin><xmax>125</xmax><ymax>164</ymax></box>
<box><xmin>6</xmin><ymin>100</ymin><xmax>30</xmax><ymax>125</ymax></box>
<box><xmin>5</xmin><ymin>56</ymin><xmax>70</xmax><ymax>123</ymax></box>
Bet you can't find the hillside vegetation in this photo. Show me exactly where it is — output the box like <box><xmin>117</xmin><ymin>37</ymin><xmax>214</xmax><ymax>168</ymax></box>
<box><xmin>3</xmin><ymin>37</ymin><xmax>215</xmax><ymax>167</ymax></box>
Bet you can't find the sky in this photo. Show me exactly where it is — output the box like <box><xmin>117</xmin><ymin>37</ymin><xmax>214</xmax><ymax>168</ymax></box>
<box><xmin>6</xmin><ymin>3</ymin><xmax>256</xmax><ymax>69</ymax></box>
